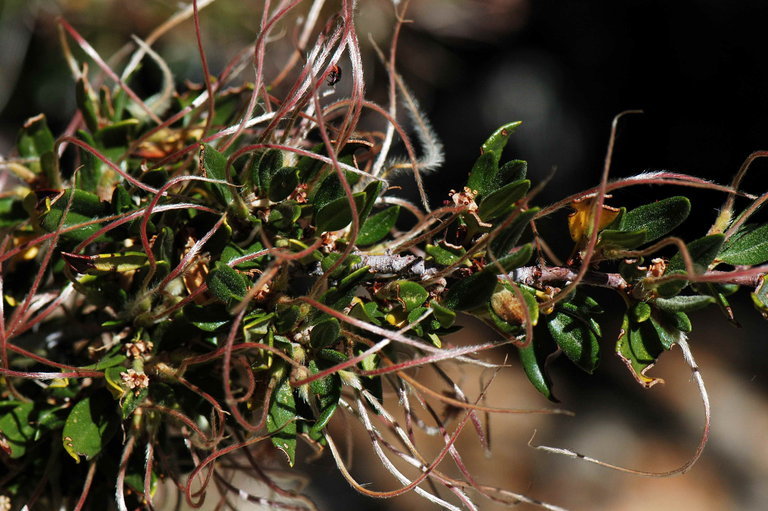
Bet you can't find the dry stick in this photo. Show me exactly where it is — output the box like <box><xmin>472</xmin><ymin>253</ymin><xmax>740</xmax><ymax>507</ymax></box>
<box><xmin>73</xmin><ymin>461</ymin><xmax>97</xmax><ymax>511</ymax></box>
<box><xmin>192</xmin><ymin>0</ymin><xmax>216</xmax><ymax>138</ymax></box>
<box><xmin>222</xmin><ymin>0</ymin><xmax>304</xmax><ymax>151</ymax></box>
<box><xmin>270</xmin><ymin>0</ymin><xmax>327</xmax><ymax>88</ymax></box>
<box><xmin>57</xmin><ymin>18</ymin><xmax>161</xmax><ymax>124</ymax></box>
<box><xmin>530</xmin><ymin>336</ymin><xmax>710</xmax><ymax>478</ymax></box>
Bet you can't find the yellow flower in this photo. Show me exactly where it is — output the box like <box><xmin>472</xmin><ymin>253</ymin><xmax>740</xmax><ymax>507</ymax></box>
<box><xmin>567</xmin><ymin>195</ymin><xmax>620</xmax><ymax>242</ymax></box>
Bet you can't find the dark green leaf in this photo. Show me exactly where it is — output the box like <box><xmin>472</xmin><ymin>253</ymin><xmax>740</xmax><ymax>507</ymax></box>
<box><xmin>632</xmin><ymin>301</ymin><xmax>652</xmax><ymax>322</ymax></box>
<box><xmin>489</xmin><ymin>207</ymin><xmax>539</xmax><ymax>257</ymax></box>
<box><xmin>487</xmin><ymin>243</ymin><xmax>533</xmax><ymax>273</ymax></box>
<box><xmin>621</xmin><ymin>196</ymin><xmax>691</xmax><ymax>244</ymax></box>
<box><xmin>0</xmin><ymin>403</ymin><xmax>36</xmax><ymax>458</ymax></box>
<box><xmin>184</xmin><ymin>303</ymin><xmax>231</xmax><ymax>331</ymax></box>
<box><xmin>615</xmin><ymin>314</ymin><xmax>665</xmax><ymax>388</ymax></box>
<box><xmin>308</xmin><ymin>360</ymin><xmax>341</xmax><ymax>440</ymax></box>
<box><xmin>477</xmin><ymin>180</ymin><xmax>530</xmax><ymax>221</ymax></box>
<box><xmin>442</xmin><ymin>271</ymin><xmax>497</xmax><ymax>311</ymax></box>
<box><xmin>547</xmin><ymin>308</ymin><xmax>600</xmax><ymax>374</ymax></box>
<box><xmin>597</xmin><ymin>229</ymin><xmax>647</xmax><ymax>251</ymax></box>
<box><xmin>467</xmin><ymin>122</ymin><xmax>522</xmax><ymax>196</ymax></box>
<box><xmin>40</xmin><ymin>189</ymin><xmax>108</xmax><ymax>242</ymax></box>
<box><xmin>268</xmin><ymin>166</ymin><xmax>300</xmax><ymax>202</ymax></box>
<box><xmin>497</xmin><ymin>159</ymin><xmax>527</xmax><ymax>186</ymax></box>
<box><xmin>62</xmin><ymin>392</ymin><xmax>118</xmax><ymax>462</ymax></box>
<box><xmin>658</xmin><ymin>234</ymin><xmax>725</xmax><ymax>296</ymax></box>
<box><xmin>652</xmin><ymin>295</ymin><xmax>715</xmax><ymax>313</ymax></box>
<box><xmin>718</xmin><ymin>224</ymin><xmax>768</xmax><ymax>265</ymax></box>
<box><xmin>311</xmin><ymin>318</ymin><xmax>341</xmax><ymax>348</ymax></box>
<box><xmin>315</xmin><ymin>192</ymin><xmax>367</xmax><ymax>232</ymax></box>
<box><xmin>430</xmin><ymin>301</ymin><xmax>456</xmax><ymax>328</ymax></box>
<box><xmin>206</xmin><ymin>261</ymin><xmax>248</xmax><ymax>304</ymax></box>
<box><xmin>357</xmin><ymin>206</ymin><xmax>399</xmax><ymax>245</ymax></box>
<box><xmin>201</xmin><ymin>144</ymin><xmax>234</xmax><ymax>205</ymax></box>
<box><xmin>518</xmin><ymin>338</ymin><xmax>554</xmax><ymax>400</ymax></box>
<box><xmin>250</xmin><ymin>149</ymin><xmax>283</xmax><ymax>192</ymax></box>
<box><xmin>267</xmin><ymin>377</ymin><xmax>297</xmax><ymax>466</ymax></box>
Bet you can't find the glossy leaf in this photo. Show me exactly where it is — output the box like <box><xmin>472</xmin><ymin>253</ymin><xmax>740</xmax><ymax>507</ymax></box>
<box><xmin>518</xmin><ymin>338</ymin><xmax>554</xmax><ymax>400</ymax></box>
<box><xmin>430</xmin><ymin>301</ymin><xmax>456</xmax><ymax>328</ymax></box>
<box><xmin>311</xmin><ymin>318</ymin><xmax>341</xmax><ymax>348</ymax></box>
<box><xmin>547</xmin><ymin>308</ymin><xmax>600</xmax><ymax>374</ymax></box>
<box><xmin>357</xmin><ymin>206</ymin><xmax>399</xmax><ymax>246</ymax></box>
<box><xmin>751</xmin><ymin>275</ymin><xmax>768</xmax><ymax>320</ymax></box>
<box><xmin>442</xmin><ymin>270</ymin><xmax>497</xmax><ymax>311</ymax></box>
<box><xmin>0</xmin><ymin>403</ymin><xmax>36</xmax><ymax>458</ymax></box>
<box><xmin>717</xmin><ymin>224</ymin><xmax>768</xmax><ymax>265</ymax></box>
<box><xmin>488</xmin><ymin>243</ymin><xmax>533</xmax><ymax>273</ymax></box>
<box><xmin>315</xmin><ymin>192</ymin><xmax>367</xmax><ymax>232</ymax></box>
<box><xmin>489</xmin><ymin>207</ymin><xmax>539</xmax><ymax>257</ymax></box>
<box><xmin>268</xmin><ymin>166</ymin><xmax>300</xmax><ymax>202</ymax></box>
<box><xmin>597</xmin><ymin>229</ymin><xmax>647</xmax><ymax>251</ymax></box>
<box><xmin>467</xmin><ymin>121</ymin><xmax>522</xmax><ymax>196</ymax></box>
<box><xmin>61</xmin><ymin>251</ymin><xmax>148</xmax><ymax>274</ymax></box>
<box><xmin>62</xmin><ymin>393</ymin><xmax>117</xmax><ymax>462</ymax></box>
<box><xmin>425</xmin><ymin>242</ymin><xmax>467</xmax><ymax>266</ymax></box>
<box><xmin>620</xmin><ymin>196</ymin><xmax>690</xmax><ymax>244</ymax></box>
<box><xmin>267</xmin><ymin>377</ymin><xmax>297</xmax><ymax>466</ymax></box>
<box><xmin>308</xmin><ymin>360</ymin><xmax>341</xmax><ymax>440</ymax></box>
<box><xmin>394</xmin><ymin>280</ymin><xmax>429</xmax><ymax>312</ymax></box>
<box><xmin>615</xmin><ymin>314</ymin><xmax>665</xmax><ymax>388</ymax></box>
<box><xmin>477</xmin><ymin>179</ymin><xmax>530</xmax><ymax>221</ymax></box>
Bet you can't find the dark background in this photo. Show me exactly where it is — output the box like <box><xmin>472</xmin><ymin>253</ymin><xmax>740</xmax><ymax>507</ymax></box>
<box><xmin>2</xmin><ymin>1</ymin><xmax>768</xmax><ymax>510</ymax></box>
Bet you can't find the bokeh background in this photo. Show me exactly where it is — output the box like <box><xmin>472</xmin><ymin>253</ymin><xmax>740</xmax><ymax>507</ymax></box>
<box><xmin>2</xmin><ymin>1</ymin><xmax>768</xmax><ymax>510</ymax></box>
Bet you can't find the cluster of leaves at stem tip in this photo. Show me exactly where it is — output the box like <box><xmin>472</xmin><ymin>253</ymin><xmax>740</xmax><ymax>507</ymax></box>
<box><xmin>4</xmin><ymin>4</ymin><xmax>768</xmax><ymax>511</ymax></box>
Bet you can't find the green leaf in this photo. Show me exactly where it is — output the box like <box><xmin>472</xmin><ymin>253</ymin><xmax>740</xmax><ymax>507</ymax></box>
<box><xmin>40</xmin><ymin>189</ymin><xmax>108</xmax><ymax>242</ymax></box>
<box><xmin>615</xmin><ymin>314</ymin><xmax>665</xmax><ymax>388</ymax></box>
<box><xmin>206</xmin><ymin>261</ymin><xmax>248</xmax><ymax>304</ymax></box>
<box><xmin>18</xmin><ymin>114</ymin><xmax>55</xmax><ymax>158</ymax></box>
<box><xmin>0</xmin><ymin>403</ymin><xmax>36</xmax><ymax>458</ymax></box>
<box><xmin>267</xmin><ymin>377</ymin><xmax>297</xmax><ymax>466</ymax></box>
<box><xmin>357</xmin><ymin>206</ymin><xmax>399</xmax><ymax>245</ymax></box>
<box><xmin>425</xmin><ymin>242</ymin><xmax>467</xmax><ymax>266</ymax></box>
<box><xmin>489</xmin><ymin>207</ymin><xmax>539</xmax><ymax>257</ymax></box>
<box><xmin>467</xmin><ymin>122</ymin><xmax>522</xmax><ymax>196</ymax></box>
<box><xmin>184</xmin><ymin>303</ymin><xmax>231</xmax><ymax>331</ymax></box>
<box><xmin>487</xmin><ymin>243</ymin><xmax>533</xmax><ymax>273</ymax></box>
<box><xmin>358</xmin><ymin>180</ymin><xmax>384</xmax><ymax>224</ymax></box>
<box><xmin>621</xmin><ymin>196</ymin><xmax>691</xmax><ymax>244</ymax></box>
<box><xmin>308</xmin><ymin>360</ymin><xmax>341</xmax><ymax>440</ymax></box>
<box><xmin>652</xmin><ymin>295</ymin><xmax>715</xmax><ymax>313</ymax></box>
<box><xmin>597</xmin><ymin>229</ymin><xmax>647</xmax><ymax>251</ymax></box>
<box><xmin>658</xmin><ymin>234</ymin><xmax>725</xmax><ymax>296</ymax></box>
<box><xmin>477</xmin><ymin>180</ymin><xmax>530</xmax><ymax>221</ymax></box>
<box><xmin>201</xmin><ymin>144</ymin><xmax>234</xmax><ymax>205</ymax></box>
<box><xmin>62</xmin><ymin>392</ymin><xmax>118</xmax><ymax>462</ymax></box>
<box><xmin>394</xmin><ymin>280</ymin><xmax>429</xmax><ymax>312</ymax></box>
<box><xmin>250</xmin><ymin>149</ymin><xmax>284</xmax><ymax>192</ymax></box>
<box><xmin>717</xmin><ymin>224</ymin><xmax>768</xmax><ymax>265</ymax></box>
<box><xmin>18</xmin><ymin>114</ymin><xmax>58</xmax><ymax>186</ymax></box>
<box><xmin>632</xmin><ymin>301</ymin><xmax>652</xmax><ymax>322</ymax></box>
<box><xmin>518</xmin><ymin>338</ymin><xmax>554</xmax><ymax>400</ymax></box>
<box><xmin>121</xmin><ymin>388</ymin><xmax>148</xmax><ymax>419</ymax></box>
<box><xmin>430</xmin><ymin>301</ymin><xmax>456</xmax><ymax>328</ymax></box>
<box><xmin>751</xmin><ymin>275</ymin><xmax>768</xmax><ymax>320</ymax></box>
<box><xmin>311</xmin><ymin>318</ymin><xmax>341</xmax><ymax>348</ymax></box>
<box><xmin>315</xmin><ymin>192</ymin><xmax>367</xmax><ymax>232</ymax></box>
<box><xmin>268</xmin><ymin>166</ymin><xmax>300</xmax><ymax>202</ymax></box>
<box><xmin>442</xmin><ymin>271</ymin><xmax>497</xmax><ymax>311</ymax></box>
<box><xmin>497</xmin><ymin>159</ymin><xmax>527</xmax><ymax>185</ymax></box>
<box><xmin>547</xmin><ymin>308</ymin><xmax>600</xmax><ymax>374</ymax></box>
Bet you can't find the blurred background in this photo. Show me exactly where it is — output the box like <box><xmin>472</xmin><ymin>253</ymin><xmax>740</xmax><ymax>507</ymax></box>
<box><xmin>2</xmin><ymin>1</ymin><xmax>768</xmax><ymax>510</ymax></box>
